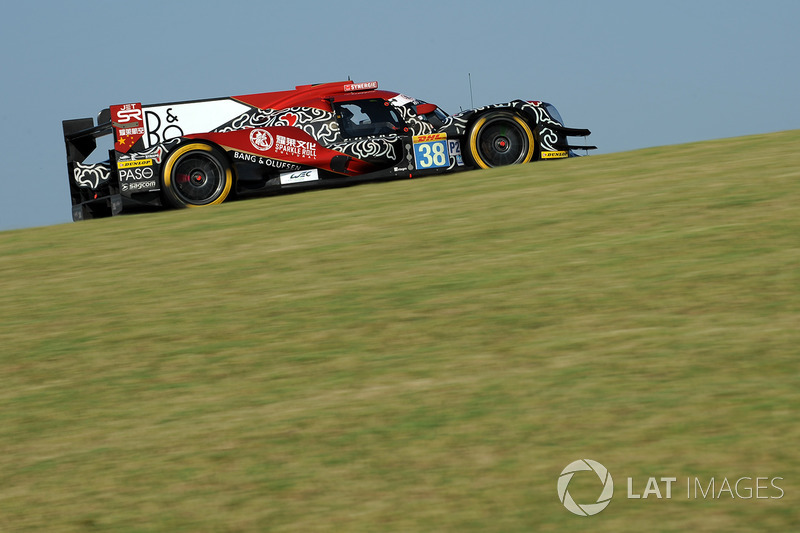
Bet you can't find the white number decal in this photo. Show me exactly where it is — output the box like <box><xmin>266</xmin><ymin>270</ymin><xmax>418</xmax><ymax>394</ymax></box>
<box><xmin>414</xmin><ymin>139</ymin><xmax>449</xmax><ymax>169</ymax></box>
<box><xmin>418</xmin><ymin>144</ymin><xmax>433</xmax><ymax>168</ymax></box>
<box><xmin>432</xmin><ymin>141</ymin><xmax>447</xmax><ymax>167</ymax></box>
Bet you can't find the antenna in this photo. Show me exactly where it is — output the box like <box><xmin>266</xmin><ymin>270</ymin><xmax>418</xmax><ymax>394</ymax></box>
<box><xmin>468</xmin><ymin>73</ymin><xmax>474</xmax><ymax>109</ymax></box>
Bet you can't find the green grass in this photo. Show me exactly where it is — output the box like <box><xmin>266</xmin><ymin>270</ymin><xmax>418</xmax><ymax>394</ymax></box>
<box><xmin>1</xmin><ymin>131</ymin><xmax>799</xmax><ymax>531</ymax></box>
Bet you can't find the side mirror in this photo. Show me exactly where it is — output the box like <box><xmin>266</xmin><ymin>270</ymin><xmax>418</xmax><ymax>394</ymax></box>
<box><xmin>416</xmin><ymin>103</ymin><xmax>438</xmax><ymax>115</ymax></box>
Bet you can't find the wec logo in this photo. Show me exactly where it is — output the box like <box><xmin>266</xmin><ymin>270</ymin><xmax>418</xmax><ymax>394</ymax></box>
<box><xmin>557</xmin><ymin>459</ymin><xmax>614</xmax><ymax>517</ymax></box>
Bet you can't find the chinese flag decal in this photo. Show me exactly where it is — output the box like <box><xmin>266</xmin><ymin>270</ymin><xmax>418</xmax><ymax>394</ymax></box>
<box><xmin>110</xmin><ymin>103</ymin><xmax>145</xmax><ymax>153</ymax></box>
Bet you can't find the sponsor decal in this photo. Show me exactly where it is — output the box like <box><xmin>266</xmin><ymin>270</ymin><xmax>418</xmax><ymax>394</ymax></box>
<box><xmin>344</xmin><ymin>81</ymin><xmax>379</xmax><ymax>92</ymax></box>
<box><xmin>279</xmin><ymin>169</ymin><xmax>319</xmax><ymax>185</ymax></box>
<box><xmin>413</xmin><ymin>133</ymin><xmax>449</xmax><ymax>170</ymax></box>
<box><xmin>145</xmin><ymin>106</ymin><xmax>183</xmax><ymax>146</ymax></box>
<box><xmin>142</xmin><ymin>99</ymin><xmax>251</xmax><ymax>148</ymax></box>
<box><xmin>250</xmin><ymin>129</ymin><xmax>274</xmax><ymax>151</ymax></box>
<box><xmin>233</xmin><ymin>151</ymin><xmax>261</xmax><ymax>163</ymax></box>
<box><xmin>413</xmin><ymin>133</ymin><xmax>447</xmax><ymax>143</ymax></box>
<box><xmin>111</xmin><ymin>103</ymin><xmax>145</xmax><ymax>154</ymax></box>
<box><xmin>121</xmin><ymin>180</ymin><xmax>158</xmax><ymax>192</ymax></box>
<box><xmin>120</xmin><ymin>146</ymin><xmax>165</xmax><ymax>165</ymax></box>
<box><xmin>274</xmin><ymin>135</ymin><xmax>317</xmax><ymax>159</ymax></box>
<box><xmin>448</xmin><ymin>140</ymin><xmax>464</xmax><ymax>166</ymax></box>
<box><xmin>118</xmin><ymin>166</ymin><xmax>154</xmax><ymax>182</ymax></box>
<box><xmin>542</xmin><ymin>150</ymin><xmax>568</xmax><ymax>159</ymax></box>
<box><xmin>233</xmin><ymin>151</ymin><xmax>302</xmax><ymax>171</ymax></box>
<box><xmin>117</xmin><ymin>158</ymin><xmax>153</xmax><ymax>169</ymax></box>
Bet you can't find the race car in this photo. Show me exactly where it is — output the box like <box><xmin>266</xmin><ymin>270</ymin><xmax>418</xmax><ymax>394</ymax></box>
<box><xmin>63</xmin><ymin>80</ymin><xmax>595</xmax><ymax>220</ymax></box>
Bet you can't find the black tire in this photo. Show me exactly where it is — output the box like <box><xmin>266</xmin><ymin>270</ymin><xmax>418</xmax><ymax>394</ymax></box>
<box><xmin>162</xmin><ymin>143</ymin><xmax>233</xmax><ymax>208</ymax></box>
<box><xmin>466</xmin><ymin>111</ymin><xmax>536</xmax><ymax>169</ymax></box>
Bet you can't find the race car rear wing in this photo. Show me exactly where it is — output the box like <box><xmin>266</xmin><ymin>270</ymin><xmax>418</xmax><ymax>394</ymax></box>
<box><xmin>62</xmin><ymin>109</ymin><xmax>112</xmax><ymax>164</ymax></box>
<box><xmin>62</xmin><ymin>109</ymin><xmax>125</xmax><ymax>220</ymax></box>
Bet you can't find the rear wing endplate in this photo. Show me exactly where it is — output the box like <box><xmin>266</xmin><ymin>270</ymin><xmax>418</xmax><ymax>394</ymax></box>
<box><xmin>62</xmin><ymin>108</ymin><xmax>112</xmax><ymax>165</ymax></box>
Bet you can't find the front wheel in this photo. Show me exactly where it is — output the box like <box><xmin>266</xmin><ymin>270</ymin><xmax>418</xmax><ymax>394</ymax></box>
<box><xmin>466</xmin><ymin>112</ymin><xmax>536</xmax><ymax>169</ymax></box>
<box><xmin>162</xmin><ymin>143</ymin><xmax>233</xmax><ymax>208</ymax></box>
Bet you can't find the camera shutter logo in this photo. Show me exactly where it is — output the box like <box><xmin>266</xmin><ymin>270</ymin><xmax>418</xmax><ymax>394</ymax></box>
<box><xmin>557</xmin><ymin>459</ymin><xmax>614</xmax><ymax>516</ymax></box>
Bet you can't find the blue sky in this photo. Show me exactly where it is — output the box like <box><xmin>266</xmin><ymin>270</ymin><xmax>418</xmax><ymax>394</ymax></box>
<box><xmin>1</xmin><ymin>0</ymin><xmax>797</xmax><ymax>231</ymax></box>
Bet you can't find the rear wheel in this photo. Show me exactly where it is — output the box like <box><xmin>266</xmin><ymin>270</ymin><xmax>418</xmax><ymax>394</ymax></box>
<box><xmin>162</xmin><ymin>143</ymin><xmax>233</xmax><ymax>208</ymax></box>
<box><xmin>466</xmin><ymin>111</ymin><xmax>536</xmax><ymax>169</ymax></box>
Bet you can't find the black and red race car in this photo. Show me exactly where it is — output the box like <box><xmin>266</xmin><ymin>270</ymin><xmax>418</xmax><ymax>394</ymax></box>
<box><xmin>63</xmin><ymin>81</ymin><xmax>595</xmax><ymax>220</ymax></box>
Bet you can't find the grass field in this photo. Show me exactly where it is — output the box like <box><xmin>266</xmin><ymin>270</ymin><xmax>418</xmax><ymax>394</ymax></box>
<box><xmin>1</xmin><ymin>131</ymin><xmax>799</xmax><ymax>531</ymax></box>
